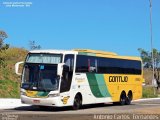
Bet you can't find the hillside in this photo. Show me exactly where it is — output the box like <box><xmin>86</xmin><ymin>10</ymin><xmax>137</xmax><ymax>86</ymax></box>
<box><xmin>0</xmin><ymin>47</ymin><xmax>28</xmax><ymax>98</ymax></box>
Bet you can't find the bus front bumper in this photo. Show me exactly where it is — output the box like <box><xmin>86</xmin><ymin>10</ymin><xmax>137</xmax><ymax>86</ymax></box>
<box><xmin>21</xmin><ymin>95</ymin><xmax>63</xmax><ymax>107</ymax></box>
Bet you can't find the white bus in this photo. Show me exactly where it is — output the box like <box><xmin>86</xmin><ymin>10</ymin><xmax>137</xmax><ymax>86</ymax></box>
<box><xmin>15</xmin><ymin>49</ymin><xmax>143</xmax><ymax>110</ymax></box>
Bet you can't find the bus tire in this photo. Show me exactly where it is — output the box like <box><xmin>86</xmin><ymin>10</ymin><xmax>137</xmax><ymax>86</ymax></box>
<box><xmin>119</xmin><ymin>91</ymin><xmax>126</xmax><ymax>105</ymax></box>
<box><xmin>72</xmin><ymin>94</ymin><xmax>82</xmax><ymax>110</ymax></box>
<box><xmin>125</xmin><ymin>91</ymin><xmax>132</xmax><ymax>105</ymax></box>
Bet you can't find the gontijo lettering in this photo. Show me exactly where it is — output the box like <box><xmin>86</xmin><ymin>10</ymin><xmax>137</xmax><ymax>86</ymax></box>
<box><xmin>109</xmin><ymin>76</ymin><xmax>128</xmax><ymax>82</ymax></box>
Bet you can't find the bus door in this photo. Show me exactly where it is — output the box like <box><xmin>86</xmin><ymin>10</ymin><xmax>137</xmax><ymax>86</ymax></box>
<box><xmin>60</xmin><ymin>54</ymin><xmax>74</xmax><ymax>105</ymax></box>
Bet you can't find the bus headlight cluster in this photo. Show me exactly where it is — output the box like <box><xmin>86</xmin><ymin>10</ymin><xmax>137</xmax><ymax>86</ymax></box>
<box><xmin>21</xmin><ymin>91</ymin><xmax>27</xmax><ymax>96</ymax></box>
<box><xmin>48</xmin><ymin>93</ymin><xmax>60</xmax><ymax>97</ymax></box>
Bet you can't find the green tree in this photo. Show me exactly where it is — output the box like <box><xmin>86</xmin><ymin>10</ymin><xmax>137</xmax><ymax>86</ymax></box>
<box><xmin>0</xmin><ymin>30</ymin><xmax>9</xmax><ymax>51</ymax></box>
<box><xmin>0</xmin><ymin>30</ymin><xmax>9</xmax><ymax>68</ymax></box>
<box><xmin>138</xmin><ymin>48</ymin><xmax>160</xmax><ymax>89</ymax></box>
<box><xmin>29</xmin><ymin>40</ymin><xmax>41</xmax><ymax>50</ymax></box>
<box><xmin>138</xmin><ymin>48</ymin><xmax>160</xmax><ymax>68</ymax></box>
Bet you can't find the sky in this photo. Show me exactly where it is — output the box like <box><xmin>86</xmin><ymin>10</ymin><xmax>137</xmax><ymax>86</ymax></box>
<box><xmin>0</xmin><ymin>0</ymin><xmax>160</xmax><ymax>56</ymax></box>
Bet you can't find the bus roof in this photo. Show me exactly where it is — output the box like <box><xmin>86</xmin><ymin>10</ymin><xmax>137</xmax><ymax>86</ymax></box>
<box><xmin>74</xmin><ymin>49</ymin><xmax>141</xmax><ymax>61</ymax></box>
<box><xmin>29</xmin><ymin>49</ymin><xmax>78</xmax><ymax>54</ymax></box>
<box><xmin>74</xmin><ymin>49</ymin><xmax>117</xmax><ymax>56</ymax></box>
<box><xmin>29</xmin><ymin>49</ymin><xmax>141</xmax><ymax>61</ymax></box>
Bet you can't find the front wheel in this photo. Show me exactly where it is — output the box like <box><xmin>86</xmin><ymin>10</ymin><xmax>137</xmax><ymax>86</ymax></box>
<box><xmin>72</xmin><ymin>95</ymin><xmax>82</xmax><ymax>110</ymax></box>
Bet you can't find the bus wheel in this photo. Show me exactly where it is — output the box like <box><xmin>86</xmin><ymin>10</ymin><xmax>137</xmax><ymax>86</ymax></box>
<box><xmin>72</xmin><ymin>94</ymin><xmax>82</xmax><ymax>110</ymax></box>
<box><xmin>119</xmin><ymin>92</ymin><xmax>126</xmax><ymax>105</ymax></box>
<box><xmin>125</xmin><ymin>91</ymin><xmax>132</xmax><ymax>105</ymax></box>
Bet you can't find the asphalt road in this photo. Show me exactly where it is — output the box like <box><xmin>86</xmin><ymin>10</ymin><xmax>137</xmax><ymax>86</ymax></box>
<box><xmin>0</xmin><ymin>99</ymin><xmax>160</xmax><ymax>120</ymax></box>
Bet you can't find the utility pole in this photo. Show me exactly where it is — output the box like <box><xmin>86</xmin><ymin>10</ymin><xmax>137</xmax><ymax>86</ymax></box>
<box><xmin>149</xmin><ymin>0</ymin><xmax>156</xmax><ymax>95</ymax></box>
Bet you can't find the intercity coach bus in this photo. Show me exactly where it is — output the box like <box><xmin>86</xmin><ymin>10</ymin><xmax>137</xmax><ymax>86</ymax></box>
<box><xmin>15</xmin><ymin>49</ymin><xmax>143</xmax><ymax>110</ymax></box>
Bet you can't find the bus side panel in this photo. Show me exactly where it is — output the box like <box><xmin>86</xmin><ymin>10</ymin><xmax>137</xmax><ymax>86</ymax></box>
<box><xmin>73</xmin><ymin>73</ymin><xmax>97</xmax><ymax>105</ymax></box>
<box><xmin>60</xmin><ymin>73</ymin><xmax>142</xmax><ymax>106</ymax></box>
<box><xmin>86</xmin><ymin>73</ymin><xmax>112</xmax><ymax>103</ymax></box>
<box><xmin>103</xmin><ymin>74</ymin><xmax>143</xmax><ymax>102</ymax></box>
<box><xmin>73</xmin><ymin>73</ymin><xmax>112</xmax><ymax>105</ymax></box>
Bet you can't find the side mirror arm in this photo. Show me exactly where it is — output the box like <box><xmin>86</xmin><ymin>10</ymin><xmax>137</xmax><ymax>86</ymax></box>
<box><xmin>15</xmin><ymin>61</ymin><xmax>24</xmax><ymax>75</ymax></box>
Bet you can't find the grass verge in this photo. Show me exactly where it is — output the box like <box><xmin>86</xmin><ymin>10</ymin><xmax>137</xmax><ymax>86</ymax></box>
<box><xmin>142</xmin><ymin>86</ymin><xmax>159</xmax><ymax>98</ymax></box>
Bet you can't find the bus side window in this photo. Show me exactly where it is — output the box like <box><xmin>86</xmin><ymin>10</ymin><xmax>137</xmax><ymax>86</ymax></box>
<box><xmin>88</xmin><ymin>57</ymin><xmax>98</xmax><ymax>73</ymax></box>
<box><xmin>60</xmin><ymin>54</ymin><xmax>74</xmax><ymax>93</ymax></box>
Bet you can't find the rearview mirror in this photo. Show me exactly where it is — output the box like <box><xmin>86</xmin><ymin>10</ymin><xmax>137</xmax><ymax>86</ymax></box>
<box><xmin>57</xmin><ymin>63</ymin><xmax>65</xmax><ymax>77</ymax></box>
<box><xmin>15</xmin><ymin>61</ymin><xmax>24</xmax><ymax>75</ymax></box>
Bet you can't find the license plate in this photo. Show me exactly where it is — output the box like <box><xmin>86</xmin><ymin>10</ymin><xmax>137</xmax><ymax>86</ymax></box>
<box><xmin>33</xmin><ymin>100</ymin><xmax>40</xmax><ymax>103</ymax></box>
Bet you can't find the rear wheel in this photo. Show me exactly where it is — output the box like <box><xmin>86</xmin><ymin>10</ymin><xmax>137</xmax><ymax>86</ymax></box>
<box><xmin>119</xmin><ymin>92</ymin><xmax>126</xmax><ymax>105</ymax></box>
<box><xmin>125</xmin><ymin>91</ymin><xmax>132</xmax><ymax>105</ymax></box>
<box><xmin>72</xmin><ymin>94</ymin><xmax>82</xmax><ymax>110</ymax></box>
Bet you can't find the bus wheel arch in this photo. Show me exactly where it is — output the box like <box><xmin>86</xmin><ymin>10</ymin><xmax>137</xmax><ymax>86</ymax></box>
<box><xmin>125</xmin><ymin>90</ymin><xmax>133</xmax><ymax>105</ymax></box>
<box><xmin>72</xmin><ymin>92</ymin><xmax>82</xmax><ymax>110</ymax></box>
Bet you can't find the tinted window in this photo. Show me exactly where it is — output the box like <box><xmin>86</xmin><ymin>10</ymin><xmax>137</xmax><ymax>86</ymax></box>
<box><xmin>98</xmin><ymin>57</ymin><xmax>141</xmax><ymax>74</ymax></box>
<box><xmin>76</xmin><ymin>55</ymin><xmax>88</xmax><ymax>72</ymax></box>
<box><xmin>60</xmin><ymin>54</ymin><xmax>74</xmax><ymax>93</ymax></box>
<box><xmin>76</xmin><ymin>55</ymin><xmax>141</xmax><ymax>75</ymax></box>
<box><xmin>76</xmin><ymin>55</ymin><xmax>98</xmax><ymax>73</ymax></box>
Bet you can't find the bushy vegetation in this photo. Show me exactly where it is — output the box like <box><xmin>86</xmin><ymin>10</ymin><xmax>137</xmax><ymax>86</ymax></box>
<box><xmin>0</xmin><ymin>47</ymin><xmax>28</xmax><ymax>81</ymax></box>
<box><xmin>0</xmin><ymin>47</ymin><xmax>27</xmax><ymax>98</ymax></box>
<box><xmin>0</xmin><ymin>79</ymin><xmax>20</xmax><ymax>98</ymax></box>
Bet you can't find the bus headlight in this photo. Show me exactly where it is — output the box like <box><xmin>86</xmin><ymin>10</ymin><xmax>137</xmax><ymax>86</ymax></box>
<box><xmin>21</xmin><ymin>91</ymin><xmax>27</xmax><ymax>96</ymax></box>
<box><xmin>48</xmin><ymin>93</ymin><xmax>60</xmax><ymax>97</ymax></box>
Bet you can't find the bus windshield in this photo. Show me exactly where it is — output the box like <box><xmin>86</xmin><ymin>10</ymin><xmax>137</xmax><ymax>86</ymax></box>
<box><xmin>22</xmin><ymin>63</ymin><xmax>60</xmax><ymax>91</ymax></box>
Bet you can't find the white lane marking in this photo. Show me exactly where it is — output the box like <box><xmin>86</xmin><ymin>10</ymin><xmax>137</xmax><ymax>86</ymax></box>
<box><xmin>133</xmin><ymin>98</ymin><xmax>160</xmax><ymax>102</ymax></box>
<box><xmin>135</xmin><ymin>103</ymin><xmax>160</xmax><ymax>105</ymax></box>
